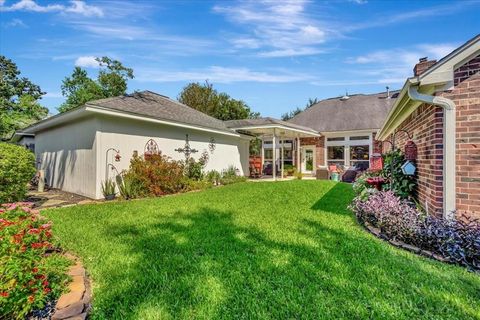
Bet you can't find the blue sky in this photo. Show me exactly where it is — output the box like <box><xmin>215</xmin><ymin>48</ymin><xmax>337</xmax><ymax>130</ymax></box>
<box><xmin>1</xmin><ymin>0</ymin><xmax>479</xmax><ymax>117</ymax></box>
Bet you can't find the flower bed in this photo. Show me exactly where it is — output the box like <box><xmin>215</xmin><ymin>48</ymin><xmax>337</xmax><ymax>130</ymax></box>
<box><xmin>0</xmin><ymin>203</ymin><xmax>70</xmax><ymax>319</ymax></box>
<box><xmin>350</xmin><ymin>191</ymin><xmax>480</xmax><ymax>272</ymax></box>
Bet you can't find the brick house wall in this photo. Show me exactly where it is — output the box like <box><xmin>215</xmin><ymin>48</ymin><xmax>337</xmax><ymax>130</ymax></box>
<box><xmin>387</xmin><ymin>54</ymin><xmax>480</xmax><ymax>219</ymax></box>
<box><xmin>390</xmin><ymin>105</ymin><xmax>445</xmax><ymax>216</ymax></box>
<box><xmin>443</xmin><ymin>54</ymin><xmax>480</xmax><ymax>219</ymax></box>
<box><xmin>299</xmin><ymin>136</ymin><xmax>325</xmax><ymax>169</ymax></box>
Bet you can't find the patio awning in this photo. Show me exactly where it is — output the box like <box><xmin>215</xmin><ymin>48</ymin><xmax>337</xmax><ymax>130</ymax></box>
<box><xmin>225</xmin><ymin>117</ymin><xmax>320</xmax><ymax>138</ymax></box>
<box><xmin>225</xmin><ymin>118</ymin><xmax>320</xmax><ymax>180</ymax></box>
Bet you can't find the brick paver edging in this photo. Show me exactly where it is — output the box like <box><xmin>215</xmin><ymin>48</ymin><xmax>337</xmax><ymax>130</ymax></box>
<box><xmin>51</xmin><ymin>254</ymin><xmax>91</xmax><ymax>320</ymax></box>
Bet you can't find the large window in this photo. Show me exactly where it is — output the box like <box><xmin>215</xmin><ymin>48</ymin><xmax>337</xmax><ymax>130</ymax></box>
<box><xmin>350</xmin><ymin>145</ymin><xmax>370</xmax><ymax>169</ymax></box>
<box><xmin>327</xmin><ymin>146</ymin><xmax>345</xmax><ymax>166</ymax></box>
<box><xmin>325</xmin><ymin>134</ymin><xmax>372</xmax><ymax>168</ymax></box>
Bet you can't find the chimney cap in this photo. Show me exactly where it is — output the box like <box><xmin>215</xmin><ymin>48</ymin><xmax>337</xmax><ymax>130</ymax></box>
<box><xmin>419</xmin><ymin>57</ymin><xmax>428</xmax><ymax>63</ymax></box>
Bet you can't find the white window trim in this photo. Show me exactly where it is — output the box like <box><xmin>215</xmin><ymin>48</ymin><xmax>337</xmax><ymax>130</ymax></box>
<box><xmin>325</xmin><ymin>132</ymin><xmax>373</xmax><ymax>167</ymax></box>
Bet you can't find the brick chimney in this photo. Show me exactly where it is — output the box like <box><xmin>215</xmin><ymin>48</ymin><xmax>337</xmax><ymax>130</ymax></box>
<box><xmin>413</xmin><ymin>57</ymin><xmax>437</xmax><ymax>76</ymax></box>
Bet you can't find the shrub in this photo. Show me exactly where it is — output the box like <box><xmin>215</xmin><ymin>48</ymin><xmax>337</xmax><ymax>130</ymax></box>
<box><xmin>184</xmin><ymin>151</ymin><xmax>209</xmax><ymax>181</ymax></box>
<box><xmin>205</xmin><ymin>170</ymin><xmax>221</xmax><ymax>186</ymax></box>
<box><xmin>127</xmin><ymin>153</ymin><xmax>185</xmax><ymax>196</ymax></box>
<box><xmin>381</xmin><ymin>149</ymin><xmax>416</xmax><ymax>199</ymax></box>
<box><xmin>116</xmin><ymin>173</ymin><xmax>140</xmax><ymax>200</ymax></box>
<box><xmin>101</xmin><ymin>178</ymin><xmax>116</xmax><ymax>198</ymax></box>
<box><xmin>0</xmin><ymin>143</ymin><xmax>36</xmax><ymax>203</ymax></box>
<box><xmin>351</xmin><ymin>191</ymin><xmax>421</xmax><ymax>242</ymax></box>
<box><xmin>351</xmin><ymin>191</ymin><xmax>480</xmax><ymax>271</ymax></box>
<box><xmin>352</xmin><ymin>171</ymin><xmax>382</xmax><ymax>201</ymax></box>
<box><xmin>294</xmin><ymin>171</ymin><xmax>303</xmax><ymax>180</ymax></box>
<box><xmin>0</xmin><ymin>203</ymin><xmax>70</xmax><ymax>319</ymax></box>
<box><xmin>219</xmin><ymin>166</ymin><xmax>246</xmax><ymax>185</ymax></box>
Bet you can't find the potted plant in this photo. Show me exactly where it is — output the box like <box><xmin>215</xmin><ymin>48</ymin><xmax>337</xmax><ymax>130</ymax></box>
<box><xmin>101</xmin><ymin>178</ymin><xmax>116</xmax><ymax>200</ymax></box>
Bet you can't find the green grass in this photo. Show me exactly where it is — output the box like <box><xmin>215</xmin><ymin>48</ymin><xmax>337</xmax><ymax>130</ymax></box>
<box><xmin>45</xmin><ymin>181</ymin><xmax>480</xmax><ymax>320</ymax></box>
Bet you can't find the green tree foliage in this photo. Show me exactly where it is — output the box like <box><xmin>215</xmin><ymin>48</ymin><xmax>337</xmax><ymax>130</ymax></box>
<box><xmin>178</xmin><ymin>81</ymin><xmax>260</xmax><ymax>121</ymax></box>
<box><xmin>58</xmin><ymin>56</ymin><xmax>134</xmax><ymax>113</ymax></box>
<box><xmin>0</xmin><ymin>142</ymin><xmax>36</xmax><ymax>203</ymax></box>
<box><xmin>0</xmin><ymin>56</ymin><xmax>48</xmax><ymax>139</ymax></box>
<box><xmin>281</xmin><ymin>97</ymin><xmax>319</xmax><ymax>121</ymax></box>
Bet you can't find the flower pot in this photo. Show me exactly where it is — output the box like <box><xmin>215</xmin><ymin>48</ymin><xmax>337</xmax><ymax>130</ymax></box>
<box><xmin>104</xmin><ymin>194</ymin><xmax>116</xmax><ymax>201</ymax></box>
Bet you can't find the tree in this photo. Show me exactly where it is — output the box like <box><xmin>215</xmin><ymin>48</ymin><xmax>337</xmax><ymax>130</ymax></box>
<box><xmin>58</xmin><ymin>56</ymin><xmax>134</xmax><ymax>113</ymax></box>
<box><xmin>280</xmin><ymin>97</ymin><xmax>319</xmax><ymax>121</ymax></box>
<box><xmin>178</xmin><ymin>81</ymin><xmax>259</xmax><ymax>121</ymax></box>
<box><xmin>0</xmin><ymin>56</ymin><xmax>48</xmax><ymax>139</ymax></box>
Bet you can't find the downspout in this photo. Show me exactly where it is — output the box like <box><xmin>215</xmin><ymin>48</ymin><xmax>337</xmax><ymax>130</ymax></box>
<box><xmin>407</xmin><ymin>85</ymin><xmax>456</xmax><ymax>220</ymax></box>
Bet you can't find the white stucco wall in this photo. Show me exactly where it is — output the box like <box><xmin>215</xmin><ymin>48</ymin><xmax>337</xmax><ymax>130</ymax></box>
<box><xmin>95</xmin><ymin>115</ymin><xmax>250</xmax><ymax>199</ymax></box>
<box><xmin>35</xmin><ymin>116</ymin><xmax>99</xmax><ymax>198</ymax></box>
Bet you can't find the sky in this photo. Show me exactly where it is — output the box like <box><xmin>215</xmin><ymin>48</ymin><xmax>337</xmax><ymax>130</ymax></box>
<box><xmin>1</xmin><ymin>0</ymin><xmax>479</xmax><ymax>117</ymax></box>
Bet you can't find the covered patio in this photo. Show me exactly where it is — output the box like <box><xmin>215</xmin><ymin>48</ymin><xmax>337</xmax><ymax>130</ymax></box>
<box><xmin>225</xmin><ymin>118</ymin><xmax>320</xmax><ymax>180</ymax></box>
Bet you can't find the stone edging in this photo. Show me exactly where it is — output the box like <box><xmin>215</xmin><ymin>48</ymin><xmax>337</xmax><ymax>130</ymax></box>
<box><xmin>363</xmin><ymin>222</ymin><xmax>451</xmax><ymax>264</ymax></box>
<box><xmin>51</xmin><ymin>254</ymin><xmax>91</xmax><ymax>320</ymax></box>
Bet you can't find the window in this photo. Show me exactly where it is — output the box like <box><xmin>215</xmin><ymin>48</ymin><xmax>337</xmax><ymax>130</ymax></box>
<box><xmin>350</xmin><ymin>145</ymin><xmax>370</xmax><ymax>169</ymax></box>
<box><xmin>327</xmin><ymin>137</ymin><xmax>345</xmax><ymax>141</ymax></box>
<box><xmin>350</xmin><ymin>136</ymin><xmax>370</xmax><ymax>141</ymax></box>
<box><xmin>327</xmin><ymin>146</ymin><xmax>345</xmax><ymax>166</ymax></box>
<box><xmin>264</xmin><ymin>149</ymin><xmax>273</xmax><ymax>160</ymax></box>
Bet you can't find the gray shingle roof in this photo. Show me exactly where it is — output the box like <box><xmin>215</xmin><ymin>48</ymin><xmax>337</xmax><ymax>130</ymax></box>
<box><xmin>224</xmin><ymin>117</ymin><xmax>318</xmax><ymax>134</ymax></box>
<box><xmin>87</xmin><ymin>91</ymin><xmax>233</xmax><ymax>133</ymax></box>
<box><xmin>288</xmin><ymin>91</ymin><xmax>399</xmax><ymax>132</ymax></box>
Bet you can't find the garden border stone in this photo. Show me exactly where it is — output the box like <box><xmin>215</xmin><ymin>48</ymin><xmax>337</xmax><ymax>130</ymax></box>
<box><xmin>362</xmin><ymin>221</ymin><xmax>453</xmax><ymax>265</ymax></box>
<box><xmin>51</xmin><ymin>255</ymin><xmax>91</xmax><ymax>320</ymax></box>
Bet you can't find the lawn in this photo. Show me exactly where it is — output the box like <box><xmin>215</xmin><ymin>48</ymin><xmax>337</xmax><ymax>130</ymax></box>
<box><xmin>45</xmin><ymin>181</ymin><xmax>480</xmax><ymax>320</ymax></box>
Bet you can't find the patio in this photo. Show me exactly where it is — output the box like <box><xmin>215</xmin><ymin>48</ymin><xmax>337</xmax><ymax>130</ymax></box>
<box><xmin>225</xmin><ymin>118</ymin><xmax>320</xmax><ymax>180</ymax></box>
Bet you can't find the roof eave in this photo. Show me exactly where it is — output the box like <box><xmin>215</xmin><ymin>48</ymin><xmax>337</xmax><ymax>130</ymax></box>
<box><xmin>229</xmin><ymin>124</ymin><xmax>320</xmax><ymax>137</ymax></box>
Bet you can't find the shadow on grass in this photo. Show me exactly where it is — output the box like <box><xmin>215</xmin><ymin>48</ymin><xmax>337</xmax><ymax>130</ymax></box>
<box><xmin>310</xmin><ymin>182</ymin><xmax>354</xmax><ymax>215</ymax></box>
<box><xmin>92</xmin><ymin>205</ymin><xmax>479</xmax><ymax>319</ymax></box>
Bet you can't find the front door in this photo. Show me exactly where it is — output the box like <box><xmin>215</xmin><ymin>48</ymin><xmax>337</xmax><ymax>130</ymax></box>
<box><xmin>302</xmin><ymin>146</ymin><xmax>315</xmax><ymax>174</ymax></box>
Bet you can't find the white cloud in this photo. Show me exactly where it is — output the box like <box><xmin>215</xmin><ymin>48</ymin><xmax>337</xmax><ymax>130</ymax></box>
<box><xmin>345</xmin><ymin>43</ymin><xmax>458</xmax><ymax>85</ymax></box>
<box><xmin>74</xmin><ymin>56</ymin><xmax>100</xmax><ymax>68</ymax></box>
<box><xmin>135</xmin><ymin>66</ymin><xmax>312</xmax><ymax>83</ymax></box>
<box><xmin>213</xmin><ymin>0</ymin><xmax>331</xmax><ymax>57</ymax></box>
<box><xmin>0</xmin><ymin>0</ymin><xmax>103</xmax><ymax>17</ymax></box>
<box><xmin>3</xmin><ymin>18</ymin><xmax>27</xmax><ymax>28</ymax></box>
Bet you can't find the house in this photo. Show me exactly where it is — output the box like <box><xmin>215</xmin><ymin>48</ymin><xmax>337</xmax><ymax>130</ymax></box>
<box><xmin>22</xmin><ymin>91</ymin><xmax>251</xmax><ymax>199</ymax></box>
<box><xmin>10</xmin><ymin>132</ymin><xmax>35</xmax><ymax>152</ymax></box>
<box><xmin>377</xmin><ymin>34</ymin><xmax>480</xmax><ymax>220</ymax></box>
<box><xmin>288</xmin><ymin>90</ymin><xmax>398</xmax><ymax>174</ymax></box>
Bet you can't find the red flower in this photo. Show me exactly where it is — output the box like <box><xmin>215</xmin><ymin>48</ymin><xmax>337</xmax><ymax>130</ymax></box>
<box><xmin>31</xmin><ymin>242</ymin><xmax>45</xmax><ymax>249</ymax></box>
<box><xmin>45</xmin><ymin>230</ymin><xmax>52</xmax><ymax>238</ymax></box>
<box><xmin>20</xmin><ymin>245</ymin><xmax>27</xmax><ymax>252</ymax></box>
<box><xmin>28</xmin><ymin>228</ymin><xmax>40</xmax><ymax>234</ymax></box>
<box><xmin>28</xmin><ymin>295</ymin><xmax>35</xmax><ymax>303</ymax></box>
<box><xmin>32</xmin><ymin>267</ymin><xmax>39</xmax><ymax>273</ymax></box>
<box><xmin>0</xmin><ymin>292</ymin><xmax>8</xmax><ymax>297</ymax></box>
<box><xmin>40</xmin><ymin>223</ymin><xmax>51</xmax><ymax>230</ymax></box>
<box><xmin>35</xmin><ymin>274</ymin><xmax>46</xmax><ymax>280</ymax></box>
<box><xmin>42</xmin><ymin>280</ymin><xmax>49</xmax><ymax>287</ymax></box>
<box><xmin>43</xmin><ymin>287</ymin><xmax>51</xmax><ymax>294</ymax></box>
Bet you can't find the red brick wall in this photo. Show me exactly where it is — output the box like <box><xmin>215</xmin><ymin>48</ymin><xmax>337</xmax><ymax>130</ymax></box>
<box><xmin>390</xmin><ymin>54</ymin><xmax>480</xmax><ymax>219</ymax></box>
<box><xmin>443</xmin><ymin>54</ymin><xmax>480</xmax><ymax>219</ymax></box>
<box><xmin>392</xmin><ymin>105</ymin><xmax>445</xmax><ymax>216</ymax></box>
<box><xmin>300</xmin><ymin>136</ymin><xmax>325</xmax><ymax>169</ymax></box>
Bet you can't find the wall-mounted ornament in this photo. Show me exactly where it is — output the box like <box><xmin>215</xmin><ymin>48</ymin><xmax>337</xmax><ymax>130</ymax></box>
<box><xmin>175</xmin><ymin>134</ymin><xmax>198</xmax><ymax>160</ymax></box>
<box><xmin>404</xmin><ymin>140</ymin><xmax>418</xmax><ymax>161</ymax></box>
<box><xmin>401</xmin><ymin>160</ymin><xmax>416</xmax><ymax>176</ymax></box>
<box><xmin>144</xmin><ymin>139</ymin><xmax>159</xmax><ymax>159</ymax></box>
<box><xmin>209</xmin><ymin>137</ymin><xmax>216</xmax><ymax>154</ymax></box>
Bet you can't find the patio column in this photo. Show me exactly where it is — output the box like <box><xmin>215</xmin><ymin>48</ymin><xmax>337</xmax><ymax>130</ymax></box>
<box><xmin>281</xmin><ymin>138</ymin><xmax>284</xmax><ymax>179</ymax></box>
<box><xmin>297</xmin><ymin>136</ymin><xmax>301</xmax><ymax>173</ymax></box>
<box><xmin>272</xmin><ymin>129</ymin><xmax>276</xmax><ymax>180</ymax></box>
<box><xmin>260</xmin><ymin>137</ymin><xmax>264</xmax><ymax>174</ymax></box>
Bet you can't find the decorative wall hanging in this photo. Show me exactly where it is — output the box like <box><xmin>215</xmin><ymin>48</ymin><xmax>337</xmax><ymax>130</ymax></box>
<box><xmin>401</xmin><ymin>161</ymin><xmax>417</xmax><ymax>176</ymax></box>
<box><xmin>404</xmin><ymin>140</ymin><xmax>418</xmax><ymax>161</ymax></box>
<box><xmin>175</xmin><ymin>134</ymin><xmax>198</xmax><ymax>160</ymax></box>
<box><xmin>144</xmin><ymin>139</ymin><xmax>159</xmax><ymax>159</ymax></box>
<box><xmin>209</xmin><ymin>137</ymin><xmax>216</xmax><ymax>154</ymax></box>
